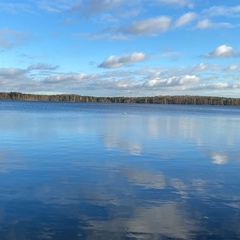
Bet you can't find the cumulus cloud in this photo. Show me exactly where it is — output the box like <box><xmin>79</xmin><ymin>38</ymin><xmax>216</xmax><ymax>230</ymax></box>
<box><xmin>175</xmin><ymin>12</ymin><xmax>197</xmax><ymax>27</ymax></box>
<box><xmin>204</xmin><ymin>45</ymin><xmax>239</xmax><ymax>58</ymax></box>
<box><xmin>196</xmin><ymin>19</ymin><xmax>232</xmax><ymax>29</ymax></box>
<box><xmin>121</xmin><ymin>16</ymin><xmax>171</xmax><ymax>36</ymax></box>
<box><xmin>145</xmin><ymin>75</ymin><xmax>200</xmax><ymax>88</ymax></box>
<box><xmin>0</xmin><ymin>28</ymin><xmax>30</xmax><ymax>49</ymax></box>
<box><xmin>99</xmin><ymin>52</ymin><xmax>147</xmax><ymax>68</ymax></box>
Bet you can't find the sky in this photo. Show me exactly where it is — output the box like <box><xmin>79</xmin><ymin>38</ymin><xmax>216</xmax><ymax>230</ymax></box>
<box><xmin>0</xmin><ymin>0</ymin><xmax>240</xmax><ymax>97</ymax></box>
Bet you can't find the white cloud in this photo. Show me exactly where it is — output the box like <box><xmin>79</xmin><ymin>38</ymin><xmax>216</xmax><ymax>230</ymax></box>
<box><xmin>0</xmin><ymin>0</ymin><xmax>80</xmax><ymax>14</ymax></box>
<box><xmin>44</xmin><ymin>73</ymin><xmax>91</xmax><ymax>84</ymax></box>
<box><xmin>191</xmin><ymin>82</ymin><xmax>230</xmax><ymax>90</ymax></box>
<box><xmin>0</xmin><ymin>0</ymin><xmax>127</xmax><ymax>15</ymax></box>
<box><xmin>196</xmin><ymin>19</ymin><xmax>232</xmax><ymax>29</ymax></box>
<box><xmin>28</xmin><ymin>63</ymin><xmax>59</xmax><ymax>71</ymax></box>
<box><xmin>178</xmin><ymin>75</ymin><xmax>200</xmax><ymax>85</ymax></box>
<box><xmin>0</xmin><ymin>68</ymin><xmax>26</xmax><ymax>77</ymax></box>
<box><xmin>156</xmin><ymin>0</ymin><xmax>194</xmax><ymax>8</ymax></box>
<box><xmin>192</xmin><ymin>63</ymin><xmax>218</xmax><ymax>72</ymax></box>
<box><xmin>75</xmin><ymin>31</ymin><xmax>131</xmax><ymax>40</ymax></box>
<box><xmin>71</xmin><ymin>0</ymin><xmax>129</xmax><ymax>17</ymax></box>
<box><xmin>203</xmin><ymin>5</ymin><xmax>240</xmax><ymax>18</ymax></box>
<box><xmin>227</xmin><ymin>64</ymin><xmax>238</xmax><ymax>71</ymax></box>
<box><xmin>0</xmin><ymin>64</ymin><xmax>239</xmax><ymax>96</ymax></box>
<box><xmin>175</xmin><ymin>12</ymin><xmax>197</xmax><ymax>27</ymax></box>
<box><xmin>204</xmin><ymin>45</ymin><xmax>235</xmax><ymax>58</ymax></box>
<box><xmin>0</xmin><ymin>67</ymin><xmax>34</xmax><ymax>92</ymax></box>
<box><xmin>99</xmin><ymin>52</ymin><xmax>147</xmax><ymax>68</ymax></box>
<box><xmin>122</xmin><ymin>16</ymin><xmax>171</xmax><ymax>36</ymax></box>
<box><xmin>145</xmin><ymin>75</ymin><xmax>200</xmax><ymax>88</ymax></box>
<box><xmin>83</xmin><ymin>0</ymin><xmax>126</xmax><ymax>14</ymax></box>
<box><xmin>38</xmin><ymin>0</ymin><xmax>80</xmax><ymax>12</ymax></box>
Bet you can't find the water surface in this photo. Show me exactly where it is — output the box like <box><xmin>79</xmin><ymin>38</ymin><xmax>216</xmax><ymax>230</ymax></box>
<box><xmin>1</xmin><ymin>101</ymin><xmax>240</xmax><ymax>239</ymax></box>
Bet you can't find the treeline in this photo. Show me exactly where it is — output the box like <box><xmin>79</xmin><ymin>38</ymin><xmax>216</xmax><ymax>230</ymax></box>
<box><xmin>0</xmin><ymin>92</ymin><xmax>240</xmax><ymax>105</ymax></box>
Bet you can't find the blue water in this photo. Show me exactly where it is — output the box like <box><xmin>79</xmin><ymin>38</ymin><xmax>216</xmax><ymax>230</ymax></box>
<box><xmin>1</xmin><ymin>101</ymin><xmax>240</xmax><ymax>240</ymax></box>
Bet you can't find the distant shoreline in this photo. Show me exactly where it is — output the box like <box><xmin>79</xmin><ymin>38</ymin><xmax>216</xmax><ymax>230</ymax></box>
<box><xmin>0</xmin><ymin>92</ymin><xmax>240</xmax><ymax>105</ymax></box>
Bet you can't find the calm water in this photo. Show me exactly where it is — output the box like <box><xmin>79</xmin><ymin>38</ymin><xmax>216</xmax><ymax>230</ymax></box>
<box><xmin>0</xmin><ymin>101</ymin><xmax>240</xmax><ymax>240</ymax></box>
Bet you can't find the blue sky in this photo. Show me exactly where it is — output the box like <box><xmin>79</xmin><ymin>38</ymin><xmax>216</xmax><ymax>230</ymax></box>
<box><xmin>0</xmin><ymin>0</ymin><xmax>240</xmax><ymax>97</ymax></box>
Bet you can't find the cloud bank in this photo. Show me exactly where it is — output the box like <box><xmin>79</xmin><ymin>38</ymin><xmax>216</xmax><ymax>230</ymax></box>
<box><xmin>1</xmin><ymin>62</ymin><xmax>240</xmax><ymax>97</ymax></box>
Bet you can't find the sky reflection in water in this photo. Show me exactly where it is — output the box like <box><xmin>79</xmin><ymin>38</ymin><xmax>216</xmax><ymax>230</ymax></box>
<box><xmin>0</xmin><ymin>101</ymin><xmax>240</xmax><ymax>239</ymax></box>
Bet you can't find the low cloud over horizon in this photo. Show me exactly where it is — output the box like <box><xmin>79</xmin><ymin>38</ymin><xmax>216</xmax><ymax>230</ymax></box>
<box><xmin>1</xmin><ymin>59</ymin><xmax>240</xmax><ymax>97</ymax></box>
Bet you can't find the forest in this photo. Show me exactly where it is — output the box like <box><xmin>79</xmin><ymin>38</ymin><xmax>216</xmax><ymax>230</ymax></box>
<box><xmin>0</xmin><ymin>92</ymin><xmax>240</xmax><ymax>105</ymax></box>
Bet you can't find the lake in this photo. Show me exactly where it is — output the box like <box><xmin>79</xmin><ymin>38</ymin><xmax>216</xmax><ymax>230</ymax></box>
<box><xmin>0</xmin><ymin>101</ymin><xmax>240</xmax><ymax>240</ymax></box>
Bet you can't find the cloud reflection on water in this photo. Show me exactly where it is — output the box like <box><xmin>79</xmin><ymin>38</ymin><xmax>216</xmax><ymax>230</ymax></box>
<box><xmin>1</xmin><ymin>103</ymin><xmax>240</xmax><ymax>239</ymax></box>
<box><xmin>126</xmin><ymin>169</ymin><xmax>166</xmax><ymax>189</ymax></box>
<box><xmin>88</xmin><ymin>202</ymin><xmax>198</xmax><ymax>240</ymax></box>
<box><xmin>211</xmin><ymin>152</ymin><xmax>229</xmax><ymax>165</ymax></box>
<box><xmin>1</xmin><ymin>104</ymin><xmax>239</xmax><ymax>165</ymax></box>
